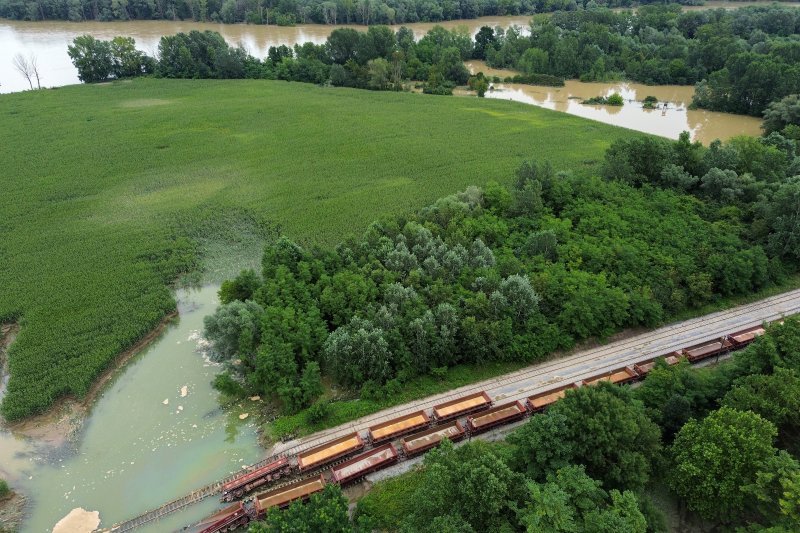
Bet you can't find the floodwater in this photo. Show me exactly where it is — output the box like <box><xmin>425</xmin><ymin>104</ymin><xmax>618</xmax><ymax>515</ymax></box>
<box><xmin>0</xmin><ymin>16</ymin><xmax>531</xmax><ymax>93</ymax></box>
<box><xmin>0</xmin><ymin>285</ymin><xmax>263</xmax><ymax>533</ymax></box>
<box><xmin>466</xmin><ymin>60</ymin><xmax>762</xmax><ymax>144</ymax></box>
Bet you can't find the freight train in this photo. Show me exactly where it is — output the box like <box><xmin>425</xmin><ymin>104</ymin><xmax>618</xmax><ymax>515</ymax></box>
<box><xmin>191</xmin><ymin>323</ymin><xmax>767</xmax><ymax>533</ymax></box>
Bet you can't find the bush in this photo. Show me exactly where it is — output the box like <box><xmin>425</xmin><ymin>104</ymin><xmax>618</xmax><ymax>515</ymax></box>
<box><xmin>0</xmin><ymin>479</ymin><xmax>9</xmax><ymax>498</ymax></box>
<box><xmin>307</xmin><ymin>401</ymin><xmax>329</xmax><ymax>423</ymax></box>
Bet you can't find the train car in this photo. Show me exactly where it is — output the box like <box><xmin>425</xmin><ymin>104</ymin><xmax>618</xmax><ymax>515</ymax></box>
<box><xmin>191</xmin><ymin>501</ymin><xmax>254</xmax><ymax>533</ymax></box>
<box><xmin>432</xmin><ymin>391</ymin><xmax>492</xmax><ymax>422</ymax></box>
<box><xmin>331</xmin><ymin>444</ymin><xmax>399</xmax><ymax>485</ymax></box>
<box><xmin>221</xmin><ymin>456</ymin><xmax>293</xmax><ymax>502</ymax></box>
<box><xmin>368</xmin><ymin>411</ymin><xmax>430</xmax><ymax>444</ymax></box>
<box><xmin>527</xmin><ymin>383</ymin><xmax>578</xmax><ymax>413</ymax></box>
<box><xmin>633</xmin><ymin>354</ymin><xmax>681</xmax><ymax>378</ymax></box>
<box><xmin>253</xmin><ymin>475</ymin><xmax>326</xmax><ymax>514</ymax></box>
<box><xmin>466</xmin><ymin>400</ymin><xmax>527</xmax><ymax>434</ymax></box>
<box><xmin>682</xmin><ymin>338</ymin><xmax>733</xmax><ymax>363</ymax></box>
<box><xmin>728</xmin><ymin>325</ymin><xmax>766</xmax><ymax>348</ymax></box>
<box><xmin>584</xmin><ymin>366</ymin><xmax>638</xmax><ymax>386</ymax></box>
<box><xmin>401</xmin><ymin>421</ymin><xmax>466</xmax><ymax>457</ymax></box>
<box><xmin>297</xmin><ymin>433</ymin><xmax>365</xmax><ymax>472</ymax></box>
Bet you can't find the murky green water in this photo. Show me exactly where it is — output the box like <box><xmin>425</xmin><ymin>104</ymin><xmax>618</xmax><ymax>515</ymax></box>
<box><xmin>0</xmin><ymin>285</ymin><xmax>263</xmax><ymax>532</ymax></box>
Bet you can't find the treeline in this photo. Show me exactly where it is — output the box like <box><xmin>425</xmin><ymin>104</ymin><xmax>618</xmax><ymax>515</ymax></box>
<box><xmin>67</xmin><ymin>27</ymin><xmax>479</xmax><ymax>93</ymax></box>
<box><xmin>1</xmin><ymin>0</ymin><xmax>696</xmax><ymax>25</ymax></box>
<box><xmin>485</xmin><ymin>4</ymin><xmax>800</xmax><ymax>116</ymax></box>
<box><xmin>205</xmin><ymin>130</ymin><xmax>799</xmax><ymax>414</ymax></box>
<box><xmin>350</xmin><ymin>318</ymin><xmax>800</xmax><ymax>532</ymax></box>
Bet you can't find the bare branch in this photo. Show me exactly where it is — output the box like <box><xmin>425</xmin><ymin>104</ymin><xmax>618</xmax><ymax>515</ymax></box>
<box><xmin>12</xmin><ymin>53</ymin><xmax>34</xmax><ymax>90</ymax></box>
<box><xmin>29</xmin><ymin>54</ymin><xmax>41</xmax><ymax>89</ymax></box>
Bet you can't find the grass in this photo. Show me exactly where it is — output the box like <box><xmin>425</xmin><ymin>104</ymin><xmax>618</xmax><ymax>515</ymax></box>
<box><xmin>266</xmin><ymin>272</ymin><xmax>800</xmax><ymax>441</ymax></box>
<box><xmin>0</xmin><ymin>78</ymin><xmax>642</xmax><ymax>420</ymax></box>
<box><xmin>353</xmin><ymin>469</ymin><xmax>426</xmax><ymax>530</ymax></box>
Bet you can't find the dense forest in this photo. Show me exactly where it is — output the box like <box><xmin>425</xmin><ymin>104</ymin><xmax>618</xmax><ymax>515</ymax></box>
<box><xmin>204</xmin><ymin>127</ymin><xmax>799</xmax><ymax>415</ymax></box>
<box><xmin>349</xmin><ymin>318</ymin><xmax>800</xmax><ymax>532</ymax></box>
<box><xmin>237</xmin><ymin>319</ymin><xmax>800</xmax><ymax>531</ymax></box>
<box><xmin>0</xmin><ymin>0</ymin><xmax>703</xmax><ymax>25</ymax></box>
<box><xmin>485</xmin><ymin>4</ymin><xmax>800</xmax><ymax>116</ymax></box>
<box><xmin>65</xmin><ymin>4</ymin><xmax>800</xmax><ymax>116</ymax></box>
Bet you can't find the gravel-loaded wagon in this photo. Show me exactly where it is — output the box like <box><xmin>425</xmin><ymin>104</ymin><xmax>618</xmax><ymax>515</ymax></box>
<box><xmin>254</xmin><ymin>475</ymin><xmax>326</xmax><ymax>512</ymax></box>
<box><xmin>682</xmin><ymin>338</ymin><xmax>733</xmax><ymax>363</ymax></box>
<box><xmin>728</xmin><ymin>325</ymin><xmax>766</xmax><ymax>347</ymax></box>
<box><xmin>401</xmin><ymin>421</ymin><xmax>466</xmax><ymax>456</ymax></box>
<box><xmin>297</xmin><ymin>433</ymin><xmax>365</xmax><ymax>472</ymax></box>
<box><xmin>330</xmin><ymin>444</ymin><xmax>399</xmax><ymax>485</ymax></box>
<box><xmin>432</xmin><ymin>391</ymin><xmax>492</xmax><ymax>421</ymax></box>
<box><xmin>368</xmin><ymin>411</ymin><xmax>430</xmax><ymax>444</ymax></box>
<box><xmin>527</xmin><ymin>383</ymin><xmax>578</xmax><ymax>413</ymax></box>
<box><xmin>633</xmin><ymin>353</ymin><xmax>681</xmax><ymax>377</ymax></box>
<box><xmin>466</xmin><ymin>401</ymin><xmax>527</xmax><ymax>434</ymax></box>
<box><xmin>584</xmin><ymin>366</ymin><xmax>638</xmax><ymax>386</ymax></box>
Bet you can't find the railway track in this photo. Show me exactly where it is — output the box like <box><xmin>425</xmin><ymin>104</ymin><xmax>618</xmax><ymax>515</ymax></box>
<box><xmin>104</xmin><ymin>288</ymin><xmax>800</xmax><ymax>532</ymax></box>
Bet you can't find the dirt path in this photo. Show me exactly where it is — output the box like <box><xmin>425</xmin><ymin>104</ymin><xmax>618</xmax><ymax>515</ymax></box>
<box><xmin>0</xmin><ymin>311</ymin><xmax>178</xmax><ymax>447</ymax></box>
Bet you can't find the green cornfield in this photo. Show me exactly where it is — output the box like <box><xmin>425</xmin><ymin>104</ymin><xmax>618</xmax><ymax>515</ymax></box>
<box><xmin>0</xmin><ymin>78</ymin><xmax>641</xmax><ymax>420</ymax></box>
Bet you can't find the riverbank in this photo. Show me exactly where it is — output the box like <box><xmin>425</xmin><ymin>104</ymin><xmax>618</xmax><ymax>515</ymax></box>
<box><xmin>1</xmin><ymin>311</ymin><xmax>178</xmax><ymax>447</ymax></box>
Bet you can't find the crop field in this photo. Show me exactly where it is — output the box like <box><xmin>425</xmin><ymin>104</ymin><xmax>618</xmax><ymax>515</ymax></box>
<box><xmin>0</xmin><ymin>78</ymin><xmax>642</xmax><ymax>420</ymax></box>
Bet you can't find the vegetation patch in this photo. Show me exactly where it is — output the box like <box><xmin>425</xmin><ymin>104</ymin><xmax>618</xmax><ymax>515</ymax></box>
<box><xmin>206</xmin><ymin>130</ymin><xmax>798</xmax><ymax>437</ymax></box>
<box><xmin>0</xmin><ymin>78</ymin><xmax>639</xmax><ymax>420</ymax></box>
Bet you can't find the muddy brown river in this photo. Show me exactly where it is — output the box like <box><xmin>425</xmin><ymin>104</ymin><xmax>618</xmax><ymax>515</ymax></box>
<box><xmin>0</xmin><ymin>15</ymin><xmax>531</xmax><ymax>93</ymax></box>
<box><xmin>465</xmin><ymin>61</ymin><xmax>762</xmax><ymax>144</ymax></box>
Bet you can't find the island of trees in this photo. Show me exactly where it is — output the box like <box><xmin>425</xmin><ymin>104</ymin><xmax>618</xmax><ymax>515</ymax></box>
<box><xmin>66</xmin><ymin>4</ymin><xmax>800</xmax><ymax>120</ymax></box>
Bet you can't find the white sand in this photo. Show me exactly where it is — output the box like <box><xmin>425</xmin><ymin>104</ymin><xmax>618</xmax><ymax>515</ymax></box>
<box><xmin>53</xmin><ymin>508</ymin><xmax>101</xmax><ymax>533</ymax></box>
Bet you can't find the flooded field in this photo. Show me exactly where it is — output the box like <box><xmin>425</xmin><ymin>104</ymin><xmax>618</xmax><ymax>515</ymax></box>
<box><xmin>0</xmin><ymin>16</ymin><xmax>531</xmax><ymax>93</ymax></box>
<box><xmin>466</xmin><ymin>61</ymin><xmax>762</xmax><ymax>144</ymax></box>
<box><xmin>0</xmin><ymin>285</ymin><xmax>263</xmax><ymax>533</ymax></box>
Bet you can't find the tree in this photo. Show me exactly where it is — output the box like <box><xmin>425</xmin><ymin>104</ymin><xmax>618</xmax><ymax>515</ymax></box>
<box><xmin>12</xmin><ymin>53</ymin><xmax>40</xmax><ymax>89</ymax></box>
<box><xmin>203</xmin><ymin>300</ymin><xmax>264</xmax><ymax>362</ymax></box>
<box><xmin>473</xmin><ymin>26</ymin><xmax>496</xmax><ymax>60</ymax></box>
<box><xmin>219</xmin><ymin>269</ymin><xmax>261</xmax><ymax>304</ymax></box>
<box><xmin>511</xmin><ymin>384</ymin><xmax>661</xmax><ymax>490</ymax></box>
<box><xmin>669</xmin><ymin>407</ymin><xmax>778</xmax><ymax>523</ymax></box>
<box><xmin>763</xmin><ymin>94</ymin><xmax>800</xmax><ymax>135</ymax></box>
<box><xmin>761</xmin><ymin>177</ymin><xmax>800</xmax><ymax>262</ymax></box>
<box><xmin>517</xmin><ymin>465</ymin><xmax>648</xmax><ymax>533</ymax></box>
<box><xmin>323</xmin><ymin>318</ymin><xmax>393</xmax><ymax>386</ymax></box>
<box><xmin>403</xmin><ymin>440</ymin><xmax>521</xmax><ymax>532</ymax></box>
<box><xmin>722</xmin><ymin>367</ymin><xmax>800</xmax><ymax>453</ymax></box>
<box><xmin>518</xmin><ymin>47</ymin><xmax>549</xmax><ymax>76</ymax></box>
<box><xmin>367</xmin><ymin>57</ymin><xmax>390</xmax><ymax>90</ymax></box>
<box><xmin>109</xmin><ymin>36</ymin><xmax>152</xmax><ymax>78</ymax></box>
<box><xmin>68</xmin><ymin>35</ymin><xmax>113</xmax><ymax>83</ymax></box>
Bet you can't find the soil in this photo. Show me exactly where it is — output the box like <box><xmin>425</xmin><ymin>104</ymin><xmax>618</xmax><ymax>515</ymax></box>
<box><xmin>0</xmin><ymin>491</ymin><xmax>26</xmax><ymax>533</ymax></box>
<box><xmin>0</xmin><ymin>311</ymin><xmax>178</xmax><ymax>447</ymax></box>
